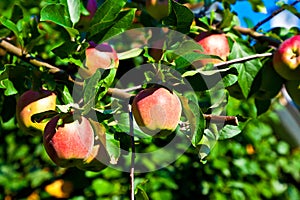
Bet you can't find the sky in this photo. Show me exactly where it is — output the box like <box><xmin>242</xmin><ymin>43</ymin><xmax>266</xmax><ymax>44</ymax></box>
<box><xmin>231</xmin><ymin>0</ymin><xmax>300</xmax><ymax>31</ymax></box>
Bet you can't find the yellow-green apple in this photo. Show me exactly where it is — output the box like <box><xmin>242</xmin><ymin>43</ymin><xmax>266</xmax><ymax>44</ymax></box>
<box><xmin>146</xmin><ymin>0</ymin><xmax>170</xmax><ymax>20</ymax></box>
<box><xmin>193</xmin><ymin>32</ymin><xmax>230</xmax><ymax>68</ymax></box>
<box><xmin>273</xmin><ymin>35</ymin><xmax>300</xmax><ymax>80</ymax></box>
<box><xmin>16</xmin><ymin>89</ymin><xmax>57</xmax><ymax>135</ymax></box>
<box><xmin>80</xmin><ymin>42</ymin><xmax>119</xmax><ymax>78</ymax></box>
<box><xmin>132</xmin><ymin>87</ymin><xmax>182</xmax><ymax>137</ymax></box>
<box><xmin>43</xmin><ymin>115</ymin><xmax>95</xmax><ymax>168</ymax></box>
<box><xmin>285</xmin><ymin>80</ymin><xmax>300</xmax><ymax>106</ymax></box>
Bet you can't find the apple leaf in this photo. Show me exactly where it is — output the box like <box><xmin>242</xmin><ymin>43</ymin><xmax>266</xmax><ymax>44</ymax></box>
<box><xmin>105</xmin><ymin>132</ymin><xmax>120</xmax><ymax>165</ymax></box>
<box><xmin>90</xmin><ymin>0</ymin><xmax>126</xmax><ymax>27</ymax></box>
<box><xmin>0</xmin><ymin>16</ymin><xmax>23</xmax><ymax>46</ymax></box>
<box><xmin>248</xmin><ymin>0</ymin><xmax>266</xmax><ymax>13</ymax></box>
<box><xmin>197</xmin><ymin>128</ymin><xmax>218</xmax><ymax>162</ymax></box>
<box><xmin>31</xmin><ymin>110</ymin><xmax>58</xmax><ymax>124</ymax></box>
<box><xmin>179</xmin><ymin>93</ymin><xmax>204</xmax><ymax>147</ymax></box>
<box><xmin>40</xmin><ymin>4</ymin><xmax>72</xmax><ymax>28</ymax></box>
<box><xmin>100</xmin><ymin>9</ymin><xmax>137</xmax><ymax>43</ymax></box>
<box><xmin>65</xmin><ymin>0</ymin><xmax>81</xmax><ymax>25</ymax></box>
<box><xmin>117</xmin><ymin>48</ymin><xmax>143</xmax><ymax>60</ymax></box>
<box><xmin>163</xmin><ymin>0</ymin><xmax>194</xmax><ymax>33</ymax></box>
<box><xmin>218</xmin><ymin>125</ymin><xmax>242</xmax><ymax>140</ymax></box>
<box><xmin>135</xmin><ymin>186</ymin><xmax>150</xmax><ymax>200</ymax></box>
<box><xmin>228</xmin><ymin>41</ymin><xmax>262</xmax><ymax>98</ymax></box>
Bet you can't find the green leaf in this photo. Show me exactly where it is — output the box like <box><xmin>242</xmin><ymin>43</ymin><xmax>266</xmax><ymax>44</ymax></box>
<box><xmin>0</xmin><ymin>16</ymin><xmax>23</xmax><ymax>46</ymax></box>
<box><xmin>40</xmin><ymin>4</ymin><xmax>72</xmax><ymax>28</ymax></box>
<box><xmin>61</xmin><ymin>85</ymin><xmax>74</xmax><ymax>104</ymax></box>
<box><xmin>163</xmin><ymin>0</ymin><xmax>194</xmax><ymax>33</ymax></box>
<box><xmin>219</xmin><ymin>9</ymin><xmax>234</xmax><ymax>29</ymax></box>
<box><xmin>118</xmin><ymin>48</ymin><xmax>143</xmax><ymax>60</ymax></box>
<box><xmin>66</xmin><ymin>0</ymin><xmax>81</xmax><ymax>25</ymax></box>
<box><xmin>105</xmin><ymin>133</ymin><xmax>121</xmax><ymax>165</ymax></box>
<box><xmin>100</xmin><ymin>9</ymin><xmax>137</xmax><ymax>43</ymax></box>
<box><xmin>135</xmin><ymin>185</ymin><xmax>149</xmax><ymax>200</ymax></box>
<box><xmin>0</xmin><ymin>79</ymin><xmax>17</xmax><ymax>96</ymax></box>
<box><xmin>218</xmin><ymin>125</ymin><xmax>242</xmax><ymax>140</ymax></box>
<box><xmin>179</xmin><ymin>93</ymin><xmax>204</xmax><ymax>146</ymax></box>
<box><xmin>228</xmin><ymin>42</ymin><xmax>262</xmax><ymax>98</ymax></box>
<box><xmin>198</xmin><ymin>129</ymin><xmax>218</xmax><ymax>161</ymax></box>
<box><xmin>90</xmin><ymin>0</ymin><xmax>127</xmax><ymax>27</ymax></box>
<box><xmin>248</xmin><ymin>0</ymin><xmax>266</xmax><ymax>13</ymax></box>
<box><xmin>83</xmin><ymin>68</ymin><xmax>116</xmax><ymax>114</ymax></box>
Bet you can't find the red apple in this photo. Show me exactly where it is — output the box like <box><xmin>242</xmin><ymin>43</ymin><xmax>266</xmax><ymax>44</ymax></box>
<box><xmin>81</xmin><ymin>42</ymin><xmax>119</xmax><ymax>78</ymax></box>
<box><xmin>273</xmin><ymin>35</ymin><xmax>300</xmax><ymax>80</ymax></box>
<box><xmin>16</xmin><ymin>89</ymin><xmax>57</xmax><ymax>135</ymax></box>
<box><xmin>132</xmin><ymin>87</ymin><xmax>182</xmax><ymax>137</ymax></box>
<box><xmin>194</xmin><ymin>32</ymin><xmax>230</xmax><ymax>68</ymax></box>
<box><xmin>285</xmin><ymin>80</ymin><xmax>300</xmax><ymax>106</ymax></box>
<box><xmin>43</xmin><ymin>115</ymin><xmax>95</xmax><ymax>168</ymax></box>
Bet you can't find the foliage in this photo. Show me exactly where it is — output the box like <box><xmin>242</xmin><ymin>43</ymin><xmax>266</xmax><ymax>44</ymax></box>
<box><xmin>0</xmin><ymin>0</ymin><xmax>300</xmax><ymax>199</ymax></box>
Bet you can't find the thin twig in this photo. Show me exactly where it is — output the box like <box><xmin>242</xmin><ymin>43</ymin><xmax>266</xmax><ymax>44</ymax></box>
<box><xmin>128</xmin><ymin>104</ymin><xmax>135</xmax><ymax>200</ymax></box>
<box><xmin>0</xmin><ymin>38</ymin><xmax>85</xmax><ymax>85</ymax></box>
<box><xmin>233</xmin><ymin>26</ymin><xmax>281</xmax><ymax>47</ymax></box>
<box><xmin>253</xmin><ymin>0</ymin><xmax>300</xmax><ymax>31</ymax></box>
<box><xmin>203</xmin><ymin>114</ymin><xmax>238</xmax><ymax>126</ymax></box>
<box><xmin>213</xmin><ymin>52</ymin><xmax>273</xmax><ymax>68</ymax></box>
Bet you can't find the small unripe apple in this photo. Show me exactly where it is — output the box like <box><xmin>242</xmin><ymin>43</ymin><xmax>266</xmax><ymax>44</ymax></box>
<box><xmin>81</xmin><ymin>42</ymin><xmax>119</xmax><ymax>78</ymax></box>
<box><xmin>194</xmin><ymin>32</ymin><xmax>230</xmax><ymax>68</ymax></box>
<box><xmin>43</xmin><ymin>115</ymin><xmax>95</xmax><ymax>168</ymax></box>
<box><xmin>16</xmin><ymin>89</ymin><xmax>57</xmax><ymax>135</ymax></box>
<box><xmin>146</xmin><ymin>0</ymin><xmax>169</xmax><ymax>20</ymax></box>
<box><xmin>132</xmin><ymin>87</ymin><xmax>182</xmax><ymax>137</ymax></box>
<box><xmin>285</xmin><ymin>80</ymin><xmax>300</xmax><ymax>106</ymax></box>
<box><xmin>273</xmin><ymin>35</ymin><xmax>300</xmax><ymax>80</ymax></box>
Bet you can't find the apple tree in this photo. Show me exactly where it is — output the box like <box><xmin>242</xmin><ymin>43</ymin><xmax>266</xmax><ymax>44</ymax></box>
<box><xmin>1</xmin><ymin>0</ymin><xmax>300</xmax><ymax>199</ymax></box>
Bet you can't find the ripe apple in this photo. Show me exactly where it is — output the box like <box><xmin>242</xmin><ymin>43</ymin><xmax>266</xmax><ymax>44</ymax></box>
<box><xmin>194</xmin><ymin>32</ymin><xmax>230</xmax><ymax>68</ymax></box>
<box><xmin>273</xmin><ymin>35</ymin><xmax>300</xmax><ymax>80</ymax></box>
<box><xmin>132</xmin><ymin>87</ymin><xmax>182</xmax><ymax>137</ymax></box>
<box><xmin>285</xmin><ymin>80</ymin><xmax>300</xmax><ymax>106</ymax></box>
<box><xmin>81</xmin><ymin>42</ymin><xmax>119</xmax><ymax>78</ymax></box>
<box><xmin>16</xmin><ymin>89</ymin><xmax>57</xmax><ymax>135</ymax></box>
<box><xmin>43</xmin><ymin>115</ymin><xmax>95</xmax><ymax>168</ymax></box>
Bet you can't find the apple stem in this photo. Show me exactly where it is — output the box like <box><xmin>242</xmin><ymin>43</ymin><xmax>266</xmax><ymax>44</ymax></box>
<box><xmin>253</xmin><ymin>0</ymin><xmax>300</xmax><ymax>31</ymax></box>
<box><xmin>128</xmin><ymin>104</ymin><xmax>135</xmax><ymax>200</ymax></box>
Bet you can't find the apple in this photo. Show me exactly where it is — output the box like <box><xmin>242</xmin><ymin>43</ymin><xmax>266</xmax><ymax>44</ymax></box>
<box><xmin>132</xmin><ymin>87</ymin><xmax>182</xmax><ymax>137</ymax></box>
<box><xmin>146</xmin><ymin>0</ymin><xmax>169</xmax><ymax>20</ymax></box>
<box><xmin>285</xmin><ymin>80</ymin><xmax>300</xmax><ymax>106</ymax></box>
<box><xmin>193</xmin><ymin>32</ymin><xmax>230</xmax><ymax>68</ymax></box>
<box><xmin>43</xmin><ymin>115</ymin><xmax>95</xmax><ymax>168</ymax></box>
<box><xmin>80</xmin><ymin>42</ymin><xmax>119</xmax><ymax>78</ymax></box>
<box><xmin>16</xmin><ymin>89</ymin><xmax>57</xmax><ymax>135</ymax></box>
<box><xmin>76</xmin><ymin>120</ymin><xmax>109</xmax><ymax>172</ymax></box>
<box><xmin>273</xmin><ymin>35</ymin><xmax>300</xmax><ymax>80</ymax></box>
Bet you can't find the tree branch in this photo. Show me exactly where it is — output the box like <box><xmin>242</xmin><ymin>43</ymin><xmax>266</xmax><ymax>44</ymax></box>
<box><xmin>1</xmin><ymin>38</ymin><xmax>239</xmax><ymax>126</ymax></box>
<box><xmin>213</xmin><ymin>52</ymin><xmax>273</xmax><ymax>68</ymax></box>
<box><xmin>253</xmin><ymin>0</ymin><xmax>300</xmax><ymax>31</ymax></box>
<box><xmin>233</xmin><ymin>26</ymin><xmax>281</xmax><ymax>47</ymax></box>
<box><xmin>128</xmin><ymin>104</ymin><xmax>135</xmax><ymax>200</ymax></box>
